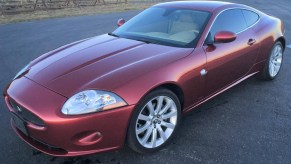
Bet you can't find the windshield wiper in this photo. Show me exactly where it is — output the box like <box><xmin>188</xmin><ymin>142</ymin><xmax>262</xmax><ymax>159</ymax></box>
<box><xmin>133</xmin><ymin>38</ymin><xmax>155</xmax><ymax>44</ymax></box>
<box><xmin>108</xmin><ymin>33</ymin><xmax>157</xmax><ymax>45</ymax></box>
<box><xmin>108</xmin><ymin>32</ymin><xmax>119</xmax><ymax>38</ymax></box>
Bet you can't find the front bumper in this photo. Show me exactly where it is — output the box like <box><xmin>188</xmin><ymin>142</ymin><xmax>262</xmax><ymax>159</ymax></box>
<box><xmin>4</xmin><ymin>77</ymin><xmax>134</xmax><ymax>156</ymax></box>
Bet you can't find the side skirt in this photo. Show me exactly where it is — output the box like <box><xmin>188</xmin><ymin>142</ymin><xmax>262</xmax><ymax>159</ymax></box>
<box><xmin>183</xmin><ymin>71</ymin><xmax>259</xmax><ymax>114</ymax></box>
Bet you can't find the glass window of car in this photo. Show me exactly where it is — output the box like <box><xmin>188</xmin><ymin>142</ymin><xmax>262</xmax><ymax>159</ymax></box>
<box><xmin>209</xmin><ymin>9</ymin><xmax>247</xmax><ymax>37</ymax></box>
<box><xmin>242</xmin><ymin>9</ymin><xmax>259</xmax><ymax>27</ymax></box>
<box><xmin>113</xmin><ymin>7</ymin><xmax>211</xmax><ymax>48</ymax></box>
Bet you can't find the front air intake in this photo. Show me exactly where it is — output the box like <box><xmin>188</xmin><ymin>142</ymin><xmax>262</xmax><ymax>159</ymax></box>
<box><xmin>9</xmin><ymin>99</ymin><xmax>45</xmax><ymax>126</ymax></box>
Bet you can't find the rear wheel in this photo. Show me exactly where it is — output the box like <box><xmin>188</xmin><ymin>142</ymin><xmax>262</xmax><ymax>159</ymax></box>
<box><xmin>127</xmin><ymin>89</ymin><xmax>181</xmax><ymax>153</ymax></box>
<box><xmin>258</xmin><ymin>41</ymin><xmax>284</xmax><ymax>80</ymax></box>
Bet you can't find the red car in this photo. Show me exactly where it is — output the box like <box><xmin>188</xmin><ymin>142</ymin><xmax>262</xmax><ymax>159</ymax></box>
<box><xmin>4</xmin><ymin>1</ymin><xmax>285</xmax><ymax>156</ymax></box>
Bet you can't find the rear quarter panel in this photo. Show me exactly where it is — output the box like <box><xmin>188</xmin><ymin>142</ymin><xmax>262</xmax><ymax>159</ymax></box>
<box><xmin>253</xmin><ymin>13</ymin><xmax>285</xmax><ymax>63</ymax></box>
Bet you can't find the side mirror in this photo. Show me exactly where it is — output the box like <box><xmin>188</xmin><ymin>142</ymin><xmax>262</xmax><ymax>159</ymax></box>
<box><xmin>214</xmin><ymin>31</ymin><xmax>236</xmax><ymax>43</ymax></box>
<box><xmin>117</xmin><ymin>18</ymin><xmax>125</xmax><ymax>27</ymax></box>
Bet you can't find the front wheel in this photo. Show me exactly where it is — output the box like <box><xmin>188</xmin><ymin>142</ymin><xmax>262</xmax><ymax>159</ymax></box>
<box><xmin>258</xmin><ymin>41</ymin><xmax>284</xmax><ymax>80</ymax></box>
<box><xmin>127</xmin><ymin>89</ymin><xmax>181</xmax><ymax>154</ymax></box>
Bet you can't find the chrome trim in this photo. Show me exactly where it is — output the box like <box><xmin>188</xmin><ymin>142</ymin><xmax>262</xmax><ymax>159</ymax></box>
<box><xmin>201</xmin><ymin>7</ymin><xmax>261</xmax><ymax>46</ymax></box>
<box><xmin>200</xmin><ymin>69</ymin><xmax>208</xmax><ymax>76</ymax></box>
<box><xmin>16</xmin><ymin>105</ymin><xmax>22</xmax><ymax>112</ymax></box>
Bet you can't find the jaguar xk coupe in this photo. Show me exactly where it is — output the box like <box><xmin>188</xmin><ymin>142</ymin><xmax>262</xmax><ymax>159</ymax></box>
<box><xmin>4</xmin><ymin>1</ymin><xmax>285</xmax><ymax>156</ymax></box>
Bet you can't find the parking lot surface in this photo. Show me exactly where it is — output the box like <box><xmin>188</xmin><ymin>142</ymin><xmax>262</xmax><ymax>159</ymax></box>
<box><xmin>0</xmin><ymin>0</ymin><xmax>290</xmax><ymax>163</ymax></box>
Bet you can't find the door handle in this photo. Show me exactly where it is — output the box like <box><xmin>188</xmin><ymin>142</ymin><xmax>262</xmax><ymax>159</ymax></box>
<box><xmin>248</xmin><ymin>38</ymin><xmax>256</xmax><ymax>45</ymax></box>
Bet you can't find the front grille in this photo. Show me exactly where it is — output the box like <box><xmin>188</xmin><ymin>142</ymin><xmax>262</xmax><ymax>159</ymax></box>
<box><xmin>9</xmin><ymin>99</ymin><xmax>45</xmax><ymax>126</ymax></box>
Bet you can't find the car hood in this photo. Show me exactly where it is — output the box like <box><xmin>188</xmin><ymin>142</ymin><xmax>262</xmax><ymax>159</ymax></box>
<box><xmin>25</xmin><ymin>34</ymin><xmax>193</xmax><ymax>97</ymax></box>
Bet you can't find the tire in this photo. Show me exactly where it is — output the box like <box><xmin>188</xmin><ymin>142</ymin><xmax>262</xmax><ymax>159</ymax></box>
<box><xmin>127</xmin><ymin>89</ymin><xmax>181</xmax><ymax>154</ymax></box>
<box><xmin>257</xmin><ymin>41</ymin><xmax>284</xmax><ymax>80</ymax></box>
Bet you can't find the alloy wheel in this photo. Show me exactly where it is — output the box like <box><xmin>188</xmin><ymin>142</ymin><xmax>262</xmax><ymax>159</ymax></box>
<box><xmin>269</xmin><ymin>44</ymin><xmax>283</xmax><ymax>78</ymax></box>
<box><xmin>135</xmin><ymin>96</ymin><xmax>178</xmax><ymax>148</ymax></box>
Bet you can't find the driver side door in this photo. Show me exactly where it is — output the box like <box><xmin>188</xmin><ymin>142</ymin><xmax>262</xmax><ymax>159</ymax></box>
<box><xmin>203</xmin><ymin>9</ymin><xmax>260</xmax><ymax>97</ymax></box>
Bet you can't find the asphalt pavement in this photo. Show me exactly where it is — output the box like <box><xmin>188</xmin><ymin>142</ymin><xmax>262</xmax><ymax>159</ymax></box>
<box><xmin>0</xmin><ymin>0</ymin><xmax>290</xmax><ymax>163</ymax></box>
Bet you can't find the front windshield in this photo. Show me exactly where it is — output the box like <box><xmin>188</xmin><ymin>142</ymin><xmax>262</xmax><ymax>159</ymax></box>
<box><xmin>113</xmin><ymin>7</ymin><xmax>211</xmax><ymax>48</ymax></box>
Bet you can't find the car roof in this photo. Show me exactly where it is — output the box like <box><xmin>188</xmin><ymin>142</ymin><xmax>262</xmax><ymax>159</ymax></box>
<box><xmin>154</xmin><ymin>1</ymin><xmax>243</xmax><ymax>12</ymax></box>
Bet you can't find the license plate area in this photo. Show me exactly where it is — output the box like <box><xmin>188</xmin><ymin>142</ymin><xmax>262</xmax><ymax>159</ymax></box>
<box><xmin>12</xmin><ymin>113</ymin><xmax>29</xmax><ymax>136</ymax></box>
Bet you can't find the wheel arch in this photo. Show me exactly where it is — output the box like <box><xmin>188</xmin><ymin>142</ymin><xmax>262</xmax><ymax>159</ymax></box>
<box><xmin>136</xmin><ymin>82</ymin><xmax>185</xmax><ymax>111</ymax></box>
<box><xmin>276</xmin><ymin>36</ymin><xmax>286</xmax><ymax>51</ymax></box>
<box><xmin>151</xmin><ymin>83</ymin><xmax>185</xmax><ymax>110</ymax></box>
<box><xmin>125</xmin><ymin>82</ymin><xmax>184</xmax><ymax>152</ymax></box>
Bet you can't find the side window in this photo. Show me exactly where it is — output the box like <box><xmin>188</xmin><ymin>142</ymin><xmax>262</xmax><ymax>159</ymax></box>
<box><xmin>242</xmin><ymin>10</ymin><xmax>259</xmax><ymax>27</ymax></box>
<box><xmin>210</xmin><ymin>9</ymin><xmax>247</xmax><ymax>36</ymax></box>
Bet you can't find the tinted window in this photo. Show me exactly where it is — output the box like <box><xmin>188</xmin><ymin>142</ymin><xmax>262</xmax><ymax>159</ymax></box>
<box><xmin>210</xmin><ymin>9</ymin><xmax>247</xmax><ymax>36</ymax></box>
<box><xmin>242</xmin><ymin>10</ymin><xmax>259</xmax><ymax>27</ymax></box>
<box><xmin>113</xmin><ymin>7</ymin><xmax>211</xmax><ymax>48</ymax></box>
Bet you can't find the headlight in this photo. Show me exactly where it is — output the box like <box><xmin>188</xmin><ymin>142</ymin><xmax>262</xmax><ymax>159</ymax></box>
<box><xmin>61</xmin><ymin>90</ymin><xmax>127</xmax><ymax>115</ymax></box>
<box><xmin>13</xmin><ymin>64</ymin><xmax>30</xmax><ymax>80</ymax></box>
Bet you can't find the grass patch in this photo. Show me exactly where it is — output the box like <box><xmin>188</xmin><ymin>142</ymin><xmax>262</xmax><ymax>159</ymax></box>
<box><xmin>0</xmin><ymin>2</ymin><xmax>157</xmax><ymax>24</ymax></box>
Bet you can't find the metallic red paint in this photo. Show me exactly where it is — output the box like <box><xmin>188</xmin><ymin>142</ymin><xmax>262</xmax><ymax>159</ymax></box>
<box><xmin>214</xmin><ymin>31</ymin><xmax>237</xmax><ymax>43</ymax></box>
<box><xmin>3</xmin><ymin>1</ymin><xmax>285</xmax><ymax>156</ymax></box>
<box><xmin>117</xmin><ymin>18</ymin><xmax>125</xmax><ymax>27</ymax></box>
<box><xmin>5</xmin><ymin>77</ymin><xmax>135</xmax><ymax>156</ymax></box>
